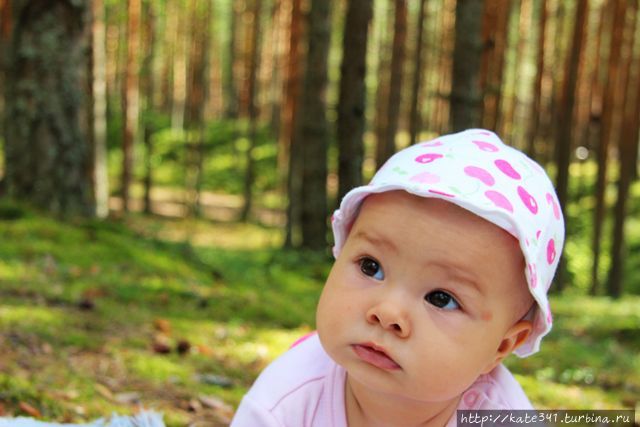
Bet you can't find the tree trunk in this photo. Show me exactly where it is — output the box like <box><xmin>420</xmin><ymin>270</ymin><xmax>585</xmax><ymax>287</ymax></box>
<box><xmin>526</xmin><ymin>0</ymin><xmax>547</xmax><ymax>158</ymax></box>
<box><xmin>192</xmin><ymin>0</ymin><xmax>211</xmax><ymax>217</ymax></box>
<box><xmin>92</xmin><ymin>0</ymin><xmax>109</xmax><ymax>218</ymax></box>
<box><xmin>607</xmin><ymin>0</ymin><xmax>638</xmax><ymax>298</ymax></box>
<box><xmin>299</xmin><ymin>0</ymin><xmax>331</xmax><ymax>250</ymax></box>
<box><xmin>480</xmin><ymin>0</ymin><xmax>510</xmax><ymax>132</ymax></box>
<box><xmin>408</xmin><ymin>0</ymin><xmax>427</xmax><ymax>146</ymax></box>
<box><xmin>160</xmin><ymin>0</ymin><xmax>177</xmax><ymax>115</ymax></box>
<box><xmin>373</xmin><ymin>1</ymin><xmax>392</xmax><ymax>169</ymax></box>
<box><xmin>266</xmin><ymin>0</ymin><xmax>284</xmax><ymax>137</ymax></box>
<box><xmin>553</xmin><ymin>0</ymin><xmax>589</xmax><ymax>292</ymax></box>
<box><xmin>586</xmin><ymin>3</ymin><xmax>609</xmax><ymax>295</ymax></box>
<box><xmin>240</xmin><ymin>0</ymin><xmax>263</xmax><ymax>221</ymax></box>
<box><xmin>376</xmin><ymin>0</ymin><xmax>407</xmax><ymax>168</ymax></box>
<box><xmin>121</xmin><ymin>0</ymin><xmax>141</xmax><ymax>213</ymax></box>
<box><xmin>336</xmin><ymin>0</ymin><xmax>372</xmax><ymax>203</ymax></box>
<box><xmin>224</xmin><ymin>0</ymin><xmax>240</xmax><ymax>119</ymax></box>
<box><xmin>433</xmin><ymin>0</ymin><xmax>455</xmax><ymax>134</ymax></box>
<box><xmin>0</xmin><ymin>0</ymin><xmax>11</xmax><ymax>126</ymax></box>
<box><xmin>450</xmin><ymin>0</ymin><xmax>484</xmax><ymax>131</ymax></box>
<box><xmin>4</xmin><ymin>0</ymin><xmax>94</xmax><ymax>216</ymax></box>
<box><xmin>283</xmin><ymin>0</ymin><xmax>304</xmax><ymax>247</ymax></box>
<box><xmin>592</xmin><ymin>0</ymin><xmax>625</xmax><ymax>294</ymax></box>
<box><xmin>171</xmin><ymin>4</ymin><xmax>186</xmax><ymax>131</ymax></box>
<box><xmin>141</xmin><ymin>0</ymin><xmax>156</xmax><ymax>215</ymax></box>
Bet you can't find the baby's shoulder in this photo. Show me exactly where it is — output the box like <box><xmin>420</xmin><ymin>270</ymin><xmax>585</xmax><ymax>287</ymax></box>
<box><xmin>461</xmin><ymin>364</ymin><xmax>534</xmax><ymax>410</ymax></box>
<box><xmin>244</xmin><ymin>333</ymin><xmax>338</xmax><ymax>410</ymax></box>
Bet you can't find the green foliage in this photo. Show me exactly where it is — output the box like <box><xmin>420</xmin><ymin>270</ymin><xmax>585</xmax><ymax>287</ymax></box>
<box><xmin>562</xmin><ymin>161</ymin><xmax>640</xmax><ymax>294</ymax></box>
<box><xmin>107</xmin><ymin>117</ymin><xmax>279</xmax><ymax>197</ymax></box>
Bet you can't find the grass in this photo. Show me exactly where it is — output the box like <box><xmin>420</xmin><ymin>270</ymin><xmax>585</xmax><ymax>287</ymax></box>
<box><xmin>0</xmin><ymin>199</ymin><xmax>638</xmax><ymax>425</ymax></box>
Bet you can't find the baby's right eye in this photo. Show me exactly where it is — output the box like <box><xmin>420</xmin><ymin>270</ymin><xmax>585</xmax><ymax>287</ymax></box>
<box><xmin>359</xmin><ymin>257</ymin><xmax>385</xmax><ymax>281</ymax></box>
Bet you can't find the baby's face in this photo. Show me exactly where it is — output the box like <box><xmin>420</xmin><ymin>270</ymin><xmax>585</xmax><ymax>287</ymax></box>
<box><xmin>316</xmin><ymin>191</ymin><xmax>533</xmax><ymax>403</ymax></box>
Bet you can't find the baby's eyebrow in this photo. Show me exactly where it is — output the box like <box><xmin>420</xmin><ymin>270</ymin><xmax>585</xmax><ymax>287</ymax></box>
<box><xmin>427</xmin><ymin>261</ymin><xmax>485</xmax><ymax>295</ymax></box>
<box><xmin>352</xmin><ymin>230</ymin><xmax>399</xmax><ymax>253</ymax></box>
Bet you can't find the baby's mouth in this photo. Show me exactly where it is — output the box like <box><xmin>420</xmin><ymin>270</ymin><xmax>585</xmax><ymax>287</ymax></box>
<box><xmin>352</xmin><ymin>343</ymin><xmax>401</xmax><ymax>371</ymax></box>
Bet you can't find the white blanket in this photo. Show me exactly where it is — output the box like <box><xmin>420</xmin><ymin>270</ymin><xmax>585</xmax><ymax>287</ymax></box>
<box><xmin>0</xmin><ymin>411</ymin><xmax>164</xmax><ymax>427</ymax></box>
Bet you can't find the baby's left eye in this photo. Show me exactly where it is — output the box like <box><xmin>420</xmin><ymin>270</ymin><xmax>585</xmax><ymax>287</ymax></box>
<box><xmin>425</xmin><ymin>290</ymin><xmax>460</xmax><ymax>310</ymax></box>
<box><xmin>359</xmin><ymin>257</ymin><xmax>385</xmax><ymax>281</ymax></box>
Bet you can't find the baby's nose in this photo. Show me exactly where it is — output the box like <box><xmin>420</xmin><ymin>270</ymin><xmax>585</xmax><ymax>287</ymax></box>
<box><xmin>366</xmin><ymin>301</ymin><xmax>411</xmax><ymax>338</ymax></box>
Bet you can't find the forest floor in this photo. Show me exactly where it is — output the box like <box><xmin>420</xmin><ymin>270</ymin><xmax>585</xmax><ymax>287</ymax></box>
<box><xmin>0</xmin><ymin>196</ymin><xmax>638</xmax><ymax>426</ymax></box>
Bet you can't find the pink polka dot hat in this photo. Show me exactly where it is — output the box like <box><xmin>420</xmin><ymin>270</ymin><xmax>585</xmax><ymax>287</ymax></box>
<box><xmin>331</xmin><ymin>129</ymin><xmax>564</xmax><ymax>357</ymax></box>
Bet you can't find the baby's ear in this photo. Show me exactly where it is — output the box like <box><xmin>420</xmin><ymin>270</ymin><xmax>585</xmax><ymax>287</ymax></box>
<box><xmin>481</xmin><ymin>320</ymin><xmax>533</xmax><ymax>374</ymax></box>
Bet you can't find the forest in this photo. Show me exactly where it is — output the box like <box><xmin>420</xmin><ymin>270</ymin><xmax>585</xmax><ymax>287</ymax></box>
<box><xmin>0</xmin><ymin>0</ymin><xmax>638</xmax><ymax>425</ymax></box>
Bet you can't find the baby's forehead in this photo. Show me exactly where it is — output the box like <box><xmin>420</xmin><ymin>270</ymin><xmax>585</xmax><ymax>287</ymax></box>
<box><xmin>358</xmin><ymin>191</ymin><xmax>520</xmax><ymax>245</ymax></box>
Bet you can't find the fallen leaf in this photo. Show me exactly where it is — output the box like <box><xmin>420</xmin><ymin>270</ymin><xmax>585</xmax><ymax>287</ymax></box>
<box><xmin>51</xmin><ymin>389</ymin><xmax>79</xmax><ymax>400</ymax></box>
<box><xmin>199</xmin><ymin>395</ymin><xmax>233</xmax><ymax>412</ymax></box>
<box><xmin>153</xmin><ymin>318</ymin><xmax>171</xmax><ymax>334</ymax></box>
<box><xmin>19</xmin><ymin>401</ymin><xmax>41</xmax><ymax>418</ymax></box>
<box><xmin>195</xmin><ymin>344</ymin><xmax>214</xmax><ymax>356</ymax></box>
<box><xmin>95</xmin><ymin>383</ymin><xmax>114</xmax><ymax>400</ymax></box>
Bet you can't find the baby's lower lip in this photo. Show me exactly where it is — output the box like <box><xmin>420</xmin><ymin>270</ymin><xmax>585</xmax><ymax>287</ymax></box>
<box><xmin>352</xmin><ymin>344</ymin><xmax>401</xmax><ymax>371</ymax></box>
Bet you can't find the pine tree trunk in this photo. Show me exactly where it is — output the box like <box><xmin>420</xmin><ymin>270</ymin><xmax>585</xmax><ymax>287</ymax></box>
<box><xmin>300</xmin><ymin>0</ymin><xmax>331</xmax><ymax>250</ymax></box>
<box><xmin>554</xmin><ymin>0</ymin><xmax>589</xmax><ymax>292</ymax></box>
<box><xmin>373</xmin><ymin>1</ymin><xmax>392</xmax><ymax>169</ymax></box>
<box><xmin>4</xmin><ymin>0</ymin><xmax>94</xmax><ymax>216</ymax></box>
<box><xmin>479</xmin><ymin>0</ymin><xmax>510</xmax><ymax>132</ymax></box>
<box><xmin>336</xmin><ymin>0</ymin><xmax>373</xmax><ymax>203</ymax></box>
<box><xmin>607</xmin><ymin>0</ymin><xmax>638</xmax><ymax>298</ymax></box>
<box><xmin>496</xmin><ymin>0</ymin><xmax>519</xmax><ymax>140</ymax></box>
<box><xmin>266</xmin><ymin>0</ymin><xmax>284</xmax><ymax>138</ymax></box>
<box><xmin>92</xmin><ymin>0</ymin><xmax>109</xmax><ymax>218</ymax></box>
<box><xmin>171</xmin><ymin>4</ymin><xmax>186</xmax><ymax>131</ymax></box>
<box><xmin>376</xmin><ymin>0</ymin><xmax>407</xmax><ymax>168</ymax></box>
<box><xmin>141</xmin><ymin>1</ymin><xmax>155</xmax><ymax>214</ymax></box>
<box><xmin>408</xmin><ymin>0</ymin><xmax>427</xmax><ymax>146</ymax></box>
<box><xmin>283</xmin><ymin>0</ymin><xmax>304</xmax><ymax>247</ymax></box>
<box><xmin>526</xmin><ymin>0</ymin><xmax>547</xmax><ymax>158</ymax></box>
<box><xmin>160</xmin><ymin>0</ymin><xmax>177</xmax><ymax>115</ymax></box>
<box><xmin>555</xmin><ymin>0</ymin><xmax>588</xmax><ymax>211</ymax></box>
<box><xmin>240</xmin><ymin>0</ymin><xmax>263</xmax><ymax>221</ymax></box>
<box><xmin>0</xmin><ymin>0</ymin><xmax>10</xmax><ymax>128</ymax></box>
<box><xmin>121</xmin><ymin>0</ymin><xmax>141</xmax><ymax>213</ymax></box>
<box><xmin>224</xmin><ymin>0</ymin><xmax>240</xmax><ymax>119</ymax></box>
<box><xmin>450</xmin><ymin>0</ymin><xmax>484</xmax><ymax>131</ymax></box>
<box><xmin>592</xmin><ymin>0</ymin><xmax>625</xmax><ymax>294</ymax></box>
<box><xmin>433</xmin><ymin>0</ymin><xmax>455</xmax><ymax>134</ymax></box>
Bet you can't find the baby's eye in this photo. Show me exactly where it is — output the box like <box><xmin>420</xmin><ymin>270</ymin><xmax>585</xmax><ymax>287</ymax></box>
<box><xmin>425</xmin><ymin>290</ymin><xmax>460</xmax><ymax>310</ymax></box>
<box><xmin>359</xmin><ymin>257</ymin><xmax>385</xmax><ymax>281</ymax></box>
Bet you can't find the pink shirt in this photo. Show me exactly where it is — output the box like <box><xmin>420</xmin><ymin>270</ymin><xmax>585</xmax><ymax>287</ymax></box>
<box><xmin>231</xmin><ymin>334</ymin><xmax>533</xmax><ymax>427</ymax></box>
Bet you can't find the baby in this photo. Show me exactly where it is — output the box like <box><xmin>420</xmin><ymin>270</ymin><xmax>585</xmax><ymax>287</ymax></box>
<box><xmin>231</xmin><ymin>129</ymin><xmax>565</xmax><ymax>427</ymax></box>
